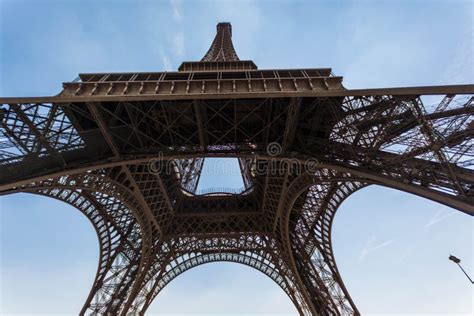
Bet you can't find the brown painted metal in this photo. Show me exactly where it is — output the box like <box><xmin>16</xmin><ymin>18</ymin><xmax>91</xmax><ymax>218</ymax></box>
<box><xmin>0</xmin><ymin>22</ymin><xmax>473</xmax><ymax>315</ymax></box>
<box><xmin>202</xmin><ymin>22</ymin><xmax>240</xmax><ymax>62</ymax></box>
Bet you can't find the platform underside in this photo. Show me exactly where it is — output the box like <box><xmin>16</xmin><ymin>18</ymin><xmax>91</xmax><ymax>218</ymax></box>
<box><xmin>1</xmin><ymin>86</ymin><xmax>473</xmax><ymax>315</ymax></box>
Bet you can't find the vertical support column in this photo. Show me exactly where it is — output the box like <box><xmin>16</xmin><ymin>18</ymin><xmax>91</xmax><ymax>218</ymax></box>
<box><xmin>278</xmin><ymin>171</ymin><xmax>364</xmax><ymax>315</ymax></box>
<box><xmin>15</xmin><ymin>171</ymin><xmax>154</xmax><ymax>315</ymax></box>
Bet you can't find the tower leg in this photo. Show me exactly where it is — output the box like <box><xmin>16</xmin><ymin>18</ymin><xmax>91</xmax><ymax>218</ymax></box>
<box><xmin>279</xmin><ymin>172</ymin><xmax>363</xmax><ymax>315</ymax></box>
<box><xmin>15</xmin><ymin>172</ymin><xmax>154</xmax><ymax>315</ymax></box>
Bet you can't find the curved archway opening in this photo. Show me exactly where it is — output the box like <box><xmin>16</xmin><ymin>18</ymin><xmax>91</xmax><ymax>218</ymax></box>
<box><xmin>147</xmin><ymin>262</ymin><xmax>298</xmax><ymax>315</ymax></box>
<box><xmin>0</xmin><ymin>193</ymin><xmax>98</xmax><ymax>314</ymax></box>
<box><xmin>332</xmin><ymin>185</ymin><xmax>472</xmax><ymax>314</ymax></box>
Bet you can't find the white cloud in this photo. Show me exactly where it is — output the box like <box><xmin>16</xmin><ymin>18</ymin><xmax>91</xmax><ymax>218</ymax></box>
<box><xmin>173</xmin><ymin>32</ymin><xmax>184</xmax><ymax>57</ymax></box>
<box><xmin>160</xmin><ymin>50</ymin><xmax>172</xmax><ymax>71</ymax></box>
<box><xmin>358</xmin><ymin>235</ymin><xmax>396</xmax><ymax>263</ymax></box>
<box><xmin>442</xmin><ymin>21</ymin><xmax>474</xmax><ymax>84</ymax></box>
<box><xmin>424</xmin><ymin>206</ymin><xmax>456</xmax><ymax>228</ymax></box>
<box><xmin>170</xmin><ymin>0</ymin><xmax>182</xmax><ymax>21</ymax></box>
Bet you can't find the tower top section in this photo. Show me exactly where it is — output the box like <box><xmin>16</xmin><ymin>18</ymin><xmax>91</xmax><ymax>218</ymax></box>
<box><xmin>58</xmin><ymin>21</ymin><xmax>344</xmax><ymax>97</ymax></box>
<box><xmin>201</xmin><ymin>22</ymin><xmax>239</xmax><ymax>62</ymax></box>
<box><xmin>179</xmin><ymin>22</ymin><xmax>257</xmax><ymax>72</ymax></box>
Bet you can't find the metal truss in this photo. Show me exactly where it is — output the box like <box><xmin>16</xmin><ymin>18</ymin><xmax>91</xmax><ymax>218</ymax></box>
<box><xmin>0</xmin><ymin>22</ymin><xmax>473</xmax><ymax>315</ymax></box>
<box><xmin>278</xmin><ymin>171</ymin><xmax>366</xmax><ymax>314</ymax></box>
<box><xmin>127</xmin><ymin>235</ymin><xmax>312</xmax><ymax>314</ymax></box>
<box><xmin>13</xmin><ymin>171</ymin><xmax>150</xmax><ymax>314</ymax></box>
<box><xmin>202</xmin><ymin>22</ymin><xmax>240</xmax><ymax>62</ymax></box>
<box><xmin>0</xmin><ymin>102</ymin><xmax>84</xmax><ymax>165</ymax></box>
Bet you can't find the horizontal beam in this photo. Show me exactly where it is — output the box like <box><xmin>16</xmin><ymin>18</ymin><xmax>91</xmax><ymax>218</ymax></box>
<box><xmin>1</xmin><ymin>84</ymin><xmax>473</xmax><ymax>104</ymax></box>
<box><xmin>0</xmin><ymin>149</ymin><xmax>471</xmax><ymax>189</ymax></box>
<box><xmin>1</xmin><ymin>152</ymin><xmax>472</xmax><ymax>215</ymax></box>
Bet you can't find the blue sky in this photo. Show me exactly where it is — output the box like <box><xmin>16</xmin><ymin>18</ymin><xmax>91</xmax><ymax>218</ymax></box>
<box><xmin>0</xmin><ymin>0</ymin><xmax>473</xmax><ymax>315</ymax></box>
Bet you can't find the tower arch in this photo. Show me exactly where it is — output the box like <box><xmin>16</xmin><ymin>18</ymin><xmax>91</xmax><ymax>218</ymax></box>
<box><xmin>139</xmin><ymin>250</ymin><xmax>307</xmax><ymax>314</ymax></box>
<box><xmin>1</xmin><ymin>171</ymin><xmax>154</xmax><ymax>315</ymax></box>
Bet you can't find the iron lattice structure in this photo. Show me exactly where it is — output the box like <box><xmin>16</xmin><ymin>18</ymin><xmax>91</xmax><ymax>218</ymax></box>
<box><xmin>1</xmin><ymin>22</ymin><xmax>473</xmax><ymax>315</ymax></box>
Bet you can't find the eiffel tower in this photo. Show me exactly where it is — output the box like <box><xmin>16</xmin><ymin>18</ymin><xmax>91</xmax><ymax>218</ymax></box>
<box><xmin>0</xmin><ymin>22</ymin><xmax>473</xmax><ymax>315</ymax></box>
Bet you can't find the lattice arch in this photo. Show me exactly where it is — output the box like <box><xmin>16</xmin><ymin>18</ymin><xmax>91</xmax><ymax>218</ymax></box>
<box><xmin>278</xmin><ymin>170</ymin><xmax>366</xmax><ymax>315</ymax></box>
<box><xmin>3</xmin><ymin>172</ymin><xmax>155</xmax><ymax>315</ymax></box>
<box><xmin>279</xmin><ymin>163</ymin><xmax>471</xmax><ymax>315</ymax></box>
<box><xmin>134</xmin><ymin>250</ymin><xmax>311</xmax><ymax>314</ymax></box>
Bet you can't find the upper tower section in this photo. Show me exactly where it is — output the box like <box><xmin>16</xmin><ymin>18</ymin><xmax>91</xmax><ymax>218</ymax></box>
<box><xmin>201</xmin><ymin>22</ymin><xmax>239</xmax><ymax>61</ymax></box>
<box><xmin>178</xmin><ymin>22</ymin><xmax>257</xmax><ymax>72</ymax></box>
<box><xmin>59</xmin><ymin>22</ymin><xmax>344</xmax><ymax>98</ymax></box>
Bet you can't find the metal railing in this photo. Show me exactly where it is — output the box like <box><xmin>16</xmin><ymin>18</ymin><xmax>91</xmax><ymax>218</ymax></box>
<box><xmin>195</xmin><ymin>187</ymin><xmax>244</xmax><ymax>196</ymax></box>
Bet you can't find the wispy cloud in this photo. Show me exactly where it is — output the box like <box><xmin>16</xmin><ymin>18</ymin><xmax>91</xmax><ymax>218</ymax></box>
<box><xmin>174</xmin><ymin>32</ymin><xmax>184</xmax><ymax>57</ymax></box>
<box><xmin>442</xmin><ymin>22</ymin><xmax>473</xmax><ymax>84</ymax></box>
<box><xmin>160</xmin><ymin>50</ymin><xmax>172</xmax><ymax>71</ymax></box>
<box><xmin>358</xmin><ymin>235</ymin><xmax>396</xmax><ymax>263</ymax></box>
<box><xmin>395</xmin><ymin>247</ymin><xmax>413</xmax><ymax>265</ymax></box>
<box><xmin>170</xmin><ymin>0</ymin><xmax>182</xmax><ymax>21</ymax></box>
<box><xmin>424</xmin><ymin>206</ymin><xmax>456</xmax><ymax>228</ymax></box>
